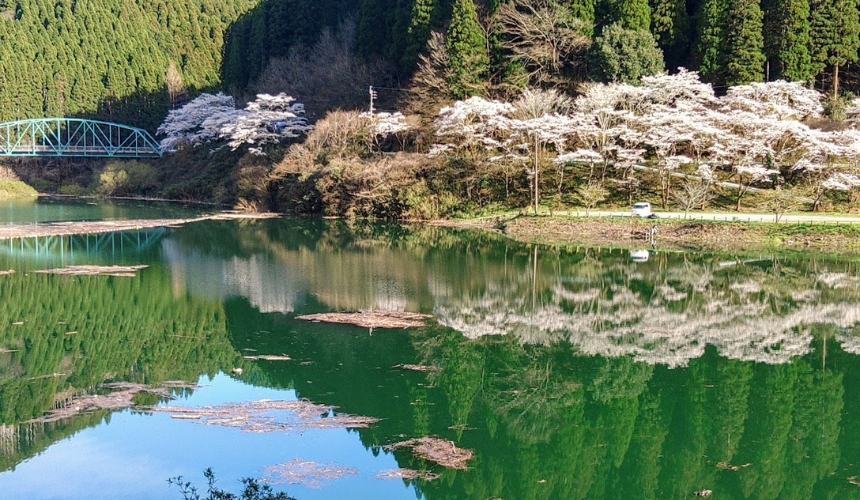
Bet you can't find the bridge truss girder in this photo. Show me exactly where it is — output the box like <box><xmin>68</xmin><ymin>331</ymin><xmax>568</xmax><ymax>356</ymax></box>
<box><xmin>0</xmin><ymin>118</ymin><xmax>162</xmax><ymax>158</ymax></box>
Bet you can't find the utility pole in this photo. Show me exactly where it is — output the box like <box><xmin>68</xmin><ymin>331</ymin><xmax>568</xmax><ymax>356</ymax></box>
<box><xmin>369</xmin><ymin>86</ymin><xmax>377</xmax><ymax>114</ymax></box>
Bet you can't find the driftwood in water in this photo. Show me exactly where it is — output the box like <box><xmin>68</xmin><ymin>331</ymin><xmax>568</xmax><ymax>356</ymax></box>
<box><xmin>375</xmin><ymin>468</ymin><xmax>441</xmax><ymax>481</ymax></box>
<box><xmin>393</xmin><ymin>364</ymin><xmax>440</xmax><ymax>372</ymax></box>
<box><xmin>35</xmin><ymin>265</ymin><xmax>148</xmax><ymax>276</ymax></box>
<box><xmin>243</xmin><ymin>354</ymin><xmax>291</xmax><ymax>361</ymax></box>
<box><xmin>387</xmin><ymin>437</ymin><xmax>474</xmax><ymax>470</ymax></box>
<box><xmin>0</xmin><ymin>218</ymin><xmax>204</xmax><ymax>240</ymax></box>
<box><xmin>26</xmin><ymin>381</ymin><xmax>197</xmax><ymax>423</ymax></box>
<box><xmin>296</xmin><ymin>311</ymin><xmax>432</xmax><ymax>329</ymax></box>
<box><xmin>153</xmin><ymin>399</ymin><xmax>378</xmax><ymax>433</ymax></box>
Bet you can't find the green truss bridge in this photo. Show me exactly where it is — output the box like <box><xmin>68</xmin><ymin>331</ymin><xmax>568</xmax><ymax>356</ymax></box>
<box><xmin>0</xmin><ymin>118</ymin><xmax>161</xmax><ymax>158</ymax></box>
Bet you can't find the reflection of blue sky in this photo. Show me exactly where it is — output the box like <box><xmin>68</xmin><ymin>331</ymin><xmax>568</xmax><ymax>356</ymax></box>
<box><xmin>0</xmin><ymin>375</ymin><xmax>418</xmax><ymax>500</ymax></box>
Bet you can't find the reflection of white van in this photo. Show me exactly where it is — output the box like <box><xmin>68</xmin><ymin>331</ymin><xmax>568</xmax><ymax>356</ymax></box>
<box><xmin>630</xmin><ymin>249</ymin><xmax>650</xmax><ymax>262</ymax></box>
<box><xmin>632</xmin><ymin>202</ymin><xmax>655</xmax><ymax>218</ymax></box>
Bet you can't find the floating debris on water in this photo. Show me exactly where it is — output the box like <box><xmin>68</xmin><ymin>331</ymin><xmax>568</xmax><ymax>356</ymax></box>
<box><xmin>26</xmin><ymin>381</ymin><xmax>197</xmax><ymax>424</ymax></box>
<box><xmin>0</xmin><ymin>218</ymin><xmax>205</xmax><ymax>239</ymax></box>
<box><xmin>152</xmin><ymin>399</ymin><xmax>379</xmax><ymax>433</ymax></box>
<box><xmin>717</xmin><ymin>461</ymin><xmax>751</xmax><ymax>471</ymax></box>
<box><xmin>296</xmin><ymin>311</ymin><xmax>432</xmax><ymax>329</ymax></box>
<box><xmin>210</xmin><ymin>211</ymin><xmax>281</xmax><ymax>220</ymax></box>
<box><xmin>386</xmin><ymin>437</ymin><xmax>474</xmax><ymax>470</ymax></box>
<box><xmin>35</xmin><ymin>265</ymin><xmax>148</xmax><ymax>277</ymax></box>
<box><xmin>393</xmin><ymin>364</ymin><xmax>440</xmax><ymax>372</ymax></box>
<box><xmin>375</xmin><ymin>468</ymin><xmax>441</xmax><ymax>481</ymax></box>
<box><xmin>243</xmin><ymin>354</ymin><xmax>291</xmax><ymax>361</ymax></box>
<box><xmin>261</xmin><ymin>459</ymin><xmax>358</xmax><ymax>488</ymax></box>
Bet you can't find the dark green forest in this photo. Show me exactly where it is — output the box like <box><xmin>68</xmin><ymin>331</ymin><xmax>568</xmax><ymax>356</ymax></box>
<box><xmin>4</xmin><ymin>0</ymin><xmax>860</xmax><ymax>132</ymax></box>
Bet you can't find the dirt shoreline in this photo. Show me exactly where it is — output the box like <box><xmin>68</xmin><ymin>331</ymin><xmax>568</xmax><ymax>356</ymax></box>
<box><xmin>438</xmin><ymin>215</ymin><xmax>860</xmax><ymax>256</ymax></box>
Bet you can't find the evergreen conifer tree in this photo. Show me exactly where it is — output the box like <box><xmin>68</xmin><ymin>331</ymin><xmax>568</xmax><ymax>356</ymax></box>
<box><xmin>405</xmin><ymin>0</ymin><xmax>438</xmax><ymax>68</ymax></box>
<box><xmin>809</xmin><ymin>0</ymin><xmax>860</xmax><ymax>95</ymax></box>
<box><xmin>603</xmin><ymin>0</ymin><xmax>651</xmax><ymax>31</ymax></box>
<box><xmin>446</xmin><ymin>0</ymin><xmax>489</xmax><ymax>97</ymax></box>
<box><xmin>694</xmin><ymin>0</ymin><xmax>727</xmax><ymax>83</ymax></box>
<box><xmin>563</xmin><ymin>0</ymin><xmax>596</xmax><ymax>28</ymax></box>
<box><xmin>724</xmin><ymin>0</ymin><xmax>765</xmax><ymax>85</ymax></box>
<box><xmin>762</xmin><ymin>0</ymin><xmax>813</xmax><ymax>82</ymax></box>
<box><xmin>649</xmin><ymin>0</ymin><xmax>689</xmax><ymax>72</ymax></box>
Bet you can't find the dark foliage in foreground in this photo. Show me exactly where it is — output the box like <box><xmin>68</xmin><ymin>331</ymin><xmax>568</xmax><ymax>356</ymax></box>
<box><xmin>169</xmin><ymin>468</ymin><xmax>296</xmax><ymax>500</ymax></box>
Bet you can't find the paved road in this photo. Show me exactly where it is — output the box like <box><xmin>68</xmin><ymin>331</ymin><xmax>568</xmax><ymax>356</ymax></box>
<box><xmin>560</xmin><ymin>210</ymin><xmax>860</xmax><ymax>224</ymax></box>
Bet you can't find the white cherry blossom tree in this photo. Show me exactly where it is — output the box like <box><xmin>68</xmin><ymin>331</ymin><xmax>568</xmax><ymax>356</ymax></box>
<box><xmin>157</xmin><ymin>92</ymin><xmax>236</xmax><ymax>151</ymax></box>
<box><xmin>157</xmin><ymin>93</ymin><xmax>312</xmax><ymax>152</ymax></box>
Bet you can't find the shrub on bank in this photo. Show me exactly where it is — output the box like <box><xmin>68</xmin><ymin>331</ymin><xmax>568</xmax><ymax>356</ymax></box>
<box><xmin>96</xmin><ymin>161</ymin><xmax>158</xmax><ymax>196</ymax></box>
<box><xmin>0</xmin><ymin>180</ymin><xmax>38</xmax><ymax>199</ymax></box>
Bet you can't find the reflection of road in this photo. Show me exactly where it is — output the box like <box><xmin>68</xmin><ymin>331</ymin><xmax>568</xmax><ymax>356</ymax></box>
<box><xmin>562</xmin><ymin>210</ymin><xmax>860</xmax><ymax>223</ymax></box>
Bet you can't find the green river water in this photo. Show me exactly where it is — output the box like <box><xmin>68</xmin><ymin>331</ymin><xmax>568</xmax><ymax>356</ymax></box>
<box><xmin>0</xmin><ymin>199</ymin><xmax>859</xmax><ymax>500</ymax></box>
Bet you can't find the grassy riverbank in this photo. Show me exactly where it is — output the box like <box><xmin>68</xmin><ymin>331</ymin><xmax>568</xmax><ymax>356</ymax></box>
<box><xmin>443</xmin><ymin>215</ymin><xmax>860</xmax><ymax>256</ymax></box>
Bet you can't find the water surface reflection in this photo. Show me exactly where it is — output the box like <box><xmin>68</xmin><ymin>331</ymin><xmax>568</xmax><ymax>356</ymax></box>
<box><xmin>1</xmin><ymin>216</ymin><xmax>859</xmax><ymax>499</ymax></box>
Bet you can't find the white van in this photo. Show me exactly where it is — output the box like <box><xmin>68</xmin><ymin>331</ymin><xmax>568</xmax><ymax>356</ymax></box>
<box><xmin>631</xmin><ymin>202</ymin><xmax>655</xmax><ymax>218</ymax></box>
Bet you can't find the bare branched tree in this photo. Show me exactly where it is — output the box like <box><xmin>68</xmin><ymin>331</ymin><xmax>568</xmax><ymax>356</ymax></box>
<box><xmin>512</xmin><ymin>87</ymin><xmax>572</xmax><ymax>118</ymax></box>
<box><xmin>493</xmin><ymin>0</ymin><xmax>591</xmax><ymax>86</ymax></box>
<box><xmin>408</xmin><ymin>31</ymin><xmax>451</xmax><ymax>113</ymax></box>
<box><xmin>672</xmin><ymin>178</ymin><xmax>713</xmax><ymax>217</ymax></box>
<box><xmin>165</xmin><ymin>61</ymin><xmax>186</xmax><ymax>110</ymax></box>
<box><xmin>761</xmin><ymin>186</ymin><xmax>807</xmax><ymax>223</ymax></box>
<box><xmin>253</xmin><ymin>16</ymin><xmax>394</xmax><ymax>119</ymax></box>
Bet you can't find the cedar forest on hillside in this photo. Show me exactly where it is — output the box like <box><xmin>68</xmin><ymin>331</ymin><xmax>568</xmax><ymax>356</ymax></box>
<box><xmin>3</xmin><ymin>0</ymin><xmax>860</xmax><ymax>217</ymax></box>
<box><xmin>5</xmin><ymin>0</ymin><xmax>860</xmax><ymax>125</ymax></box>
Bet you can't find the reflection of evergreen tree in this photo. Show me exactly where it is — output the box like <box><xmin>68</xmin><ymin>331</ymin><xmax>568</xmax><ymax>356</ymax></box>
<box><xmin>660</xmin><ymin>359</ymin><xmax>710</xmax><ymax>499</ymax></box>
<box><xmin>617</xmin><ymin>388</ymin><xmax>669</xmax><ymax>500</ymax></box>
<box><xmin>737</xmin><ymin>363</ymin><xmax>798</xmax><ymax>499</ymax></box>
<box><xmin>0</xmin><ymin>267</ymin><xmax>235</xmax><ymax>424</ymax></box>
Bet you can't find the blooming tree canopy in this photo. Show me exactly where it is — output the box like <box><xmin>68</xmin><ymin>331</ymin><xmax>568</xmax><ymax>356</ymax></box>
<box><xmin>157</xmin><ymin>93</ymin><xmax>312</xmax><ymax>152</ymax></box>
<box><xmin>157</xmin><ymin>92</ymin><xmax>235</xmax><ymax>151</ymax></box>
<box><xmin>424</xmin><ymin>70</ymin><xmax>860</xmax><ymax>211</ymax></box>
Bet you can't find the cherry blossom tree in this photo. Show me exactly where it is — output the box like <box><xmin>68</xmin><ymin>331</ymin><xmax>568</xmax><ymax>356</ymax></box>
<box><xmin>219</xmin><ymin>94</ymin><xmax>312</xmax><ymax>150</ymax></box>
<box><xmin>510</xmin><ymin>89</ymin><xmax>577</xmax><ymax>213</ymax></box>
<box><xmin>795</xmin><ymin>128</ymin><xmax>860</xmax><ymax>209</ymax></box>
<box><xmin>157</xmin><ymin>92</ymin><xmax>236</xmax><ymax>151</ymax></box>
<box><xmin>360</xmin><ymin>111</ymin><xmax>412</xmax><ymax>151</ymax></box>
<box><xmin>672</xmin><ymin>177</ymin><xmax>714</xmax><ymax>217</ymax></box>
<box><xmin>433</xmin><ymin>96</ymin><xmax>515</xmax><ymax>159</ymax></box>
<box><xmin>721</xmin><ymin>80</ymin><xmax>824</xmax><ymax>120</ymax></box>
<box><xmin>157</xmin><ymin>93</ymin><xmax>312</xmax><ymax>152</ymax></box>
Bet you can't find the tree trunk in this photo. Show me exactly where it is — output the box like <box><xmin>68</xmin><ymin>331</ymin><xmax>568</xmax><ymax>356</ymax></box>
<box><xmin>736</xmin><ymin>184</ymin><xmax>743</xmax><ymax>211</ymax></box>
<box><xmin>533</xmin><ymin>134</ymin><xmax>540</xmax><ymax>215</ymax></box>
<box><xmin>833</xmin><ymin>64</ymin><xmax>840</xmax><ymax>98</ymax></box>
